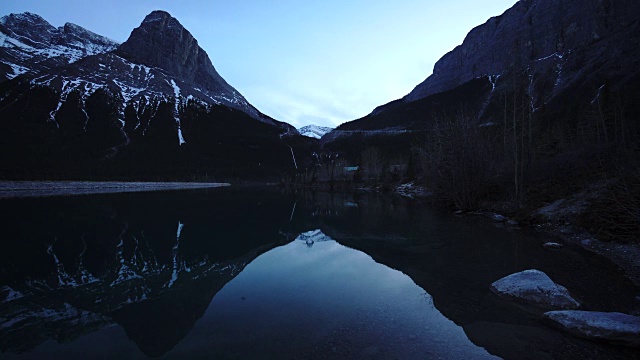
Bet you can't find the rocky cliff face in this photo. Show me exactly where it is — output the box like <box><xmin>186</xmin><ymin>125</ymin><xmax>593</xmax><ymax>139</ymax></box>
<box><xmin>116</xmin><ymin>11</ymin><xmax>234</xmax><ymax>95</ymax></box>
<box><xmin>403</xmin><ymin>0</ymin><xmax>640</xmax><ymax>103</ymax></box>
<box><xmin>113</xmin><ymin>10</ymin><xmax>265</xmax><ymax>120</ymax></box>
<box><xmin>0</xmin><ymin>12</ymin><xmax>118</xmax><ymax>81</ymax></box>
<box><xmin>327</xmin><ymin>0</ymin><xmax>640</xmax><ymax>168</ymax></box>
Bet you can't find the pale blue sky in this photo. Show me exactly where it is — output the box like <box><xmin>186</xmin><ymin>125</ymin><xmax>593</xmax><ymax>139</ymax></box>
<box><xmin>1</xmin><ymin>1</ymin><xmax>517</xmax><ymax>128</ymax></box>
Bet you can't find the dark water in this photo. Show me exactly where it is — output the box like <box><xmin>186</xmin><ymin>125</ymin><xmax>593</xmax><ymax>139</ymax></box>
<box><xmin>0</xmin><ymin>188</ymin><xmax>638</xmax><ymax>359</ymax></box>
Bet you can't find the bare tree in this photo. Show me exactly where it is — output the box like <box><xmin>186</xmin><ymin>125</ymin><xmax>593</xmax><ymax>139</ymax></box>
<box><xmin>415</xmin><ymin>109</ymin><xmax>498</xmax><ymax>209</ymax></box>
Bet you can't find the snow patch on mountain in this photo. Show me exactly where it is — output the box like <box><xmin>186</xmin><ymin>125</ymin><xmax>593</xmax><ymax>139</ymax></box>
<box><xmin>168</xmin><ymin>79</ymin><xmax>186</xmax><ymax>145</ymax></box>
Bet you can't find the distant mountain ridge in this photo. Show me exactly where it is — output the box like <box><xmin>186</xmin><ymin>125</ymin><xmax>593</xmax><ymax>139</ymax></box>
<box><xmin>298</xmin><ymin>124</ymin><xmax>333</xmax><ymax>139</ymax></box>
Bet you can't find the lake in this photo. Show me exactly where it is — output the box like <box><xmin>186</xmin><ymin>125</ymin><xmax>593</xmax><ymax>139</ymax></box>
<box><xmin>0</xmin><ymin>187</ymin><xmax>638</xmax><ymax>359</ymax></box>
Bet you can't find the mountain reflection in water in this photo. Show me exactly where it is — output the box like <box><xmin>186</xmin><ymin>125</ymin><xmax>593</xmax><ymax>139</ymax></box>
<box><xmin>0</xmin><ymin>188</ymin><xmax>638</xmax><ymax>359</ymax></box>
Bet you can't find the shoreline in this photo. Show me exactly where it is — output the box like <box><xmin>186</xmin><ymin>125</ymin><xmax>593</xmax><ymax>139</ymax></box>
<box><xmin>378</xmin><ymin>181</ymin><xmax>640</xmax><ymax>289</ymax></box>
<box><xmin>0</xmin><ymin>181</ymin><xmax>230</xmax><ymax>199</ymax></box>
<box><xmin>418</xmin><ymin>195</ymin><xmax>639</xmax><ymax>289</ymax></box>
<box><xmin>534</xmin><ymin>222</ymin><xmax>640</xmax><ymax>289</ymax></box>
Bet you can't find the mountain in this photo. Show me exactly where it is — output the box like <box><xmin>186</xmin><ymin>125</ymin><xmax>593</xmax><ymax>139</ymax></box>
<box><xmin>298</xmin><ymin>124</ymin><xmax>333</xmax><ymax>139</ymax></box>
<box><xmin>0</xmin><ymin>11</ymin><xmax>308</xmax><ymax>180</ymax></box>
<box><xmin>0</xmin><ymin>12</ymin><xmax>118</xmax><ymax>82</ymax></box>
<box><xmin>109</xmin><ymin>10</ymin><xmax>278</xmax><ymax>124</ymax></box>
<box><xmin>8</xmin><ymin>10</ymin><xmax>286</xmax><ymax>126</ymax></box>
<box><xmin>402</xmin><ymin>0</ymin><xmax>640</xmax><ymax>104</ymax></box>
<box><xmin>324</xmin><ymin>0</ymin><xmax>640</xmax><ymax>163</ymax></box>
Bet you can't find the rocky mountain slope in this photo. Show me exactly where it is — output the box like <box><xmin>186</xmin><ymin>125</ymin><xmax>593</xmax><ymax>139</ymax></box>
<box><xmin>402</xmin><ymin>0</ymin><xmax>640</xmax><ymax>104</ymax></box>
<box><xmin>0</xmin><ymin>11</ymin><xmax>307</xmax><ymax>180</ymax></box>
<box><xmin>326</xmin><ymin>0</ymin><xmax>640</xmax><ymax>162</ymax></box>
<box><xmin>14</xmin><ymin>10</ymin><xmax>286</xmax><ymax>126</ymax></box>
<box><xmin>0</xmin><ymin>12</ymin><xmax>118</xmax><ymax>82</ymax></box>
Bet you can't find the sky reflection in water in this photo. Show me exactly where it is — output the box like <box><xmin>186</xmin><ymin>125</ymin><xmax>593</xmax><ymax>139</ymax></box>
<box><xmin>170</xmin><ymin>231</ymin><xmax>497</xmax><ymax>359</ymax></box>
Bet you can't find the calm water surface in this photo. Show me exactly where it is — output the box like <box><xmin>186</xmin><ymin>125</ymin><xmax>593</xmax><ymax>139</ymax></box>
<box><xmin>0</xmin><ymin>188</ymin><xmax>638</xmax><ymax>359</ymax></box>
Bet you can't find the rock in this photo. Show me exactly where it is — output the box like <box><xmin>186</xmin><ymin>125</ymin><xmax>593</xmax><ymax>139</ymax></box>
<box><xmin>491</xmin><ymin>214</ymin><xmax>506</xmax><ymax>222</ymax></box>
<box><xmin>543</xmin><ymin>242</ymin><xmax>563</xmax><ymax>249</ymax></box>
<box><xmin>506</xmin><ymin>220</ymin><xmax>519</xmax><ymax>226</ymax></box>
<box><xmin>544</xmin><ymin>310</ymin><xmax>640</xmax><ymax>347</ymax></box>
<box><xmin>490</xmin><ymin>269</ymin><xmax>580</xmax><ymax>309</ymax></box>
<box><xmin>454</xmin><ymin>210</ymin><xmax>464</xmax><ymax>215</ymax></box>
<box><xmin>581</xmin><ymin>239</ymin><xmax>592</xmax><ymax>246</ymax></box>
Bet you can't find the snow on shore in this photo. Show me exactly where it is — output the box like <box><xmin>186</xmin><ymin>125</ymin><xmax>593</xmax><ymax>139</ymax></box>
<box><xmin>0</xmin><ymin>181</ymin><xmax>230</xmax><ymax>199</ymax></box>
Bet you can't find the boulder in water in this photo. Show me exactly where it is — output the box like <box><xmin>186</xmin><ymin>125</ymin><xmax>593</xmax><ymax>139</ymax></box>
<box><xmin>490</xmin><ymin>269</ymin><xmax>580</xmax><ymax>309</ymax></box>
<box><xmin>544</xmin><ymin>310</ymin><xmax>640</xmax><ymax>347</ymax></box>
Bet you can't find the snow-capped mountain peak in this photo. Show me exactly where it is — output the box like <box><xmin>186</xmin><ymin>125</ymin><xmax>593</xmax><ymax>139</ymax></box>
<box><xmin>1</xmin><ymin>10</ymin><xmax>295</xmax><ymax>133</ymax></box>
<box><xmin>112</xmin><ymin>10</ymin><xmax>254</xmax><ymax>116</ymax></box>
<box><xmin>0</xmin><ymin>10</ymin><xmax>300</xmax><ymax>171</ymax></box>
<box><xmin>0</xmin><ymin>12</ymin><xmax>119</xmax><ymax>81</ymax></box>
<box><xmin>298</xmin><ymin>124</ymin><xmax>333</xmax><ymax>139</ymax></box>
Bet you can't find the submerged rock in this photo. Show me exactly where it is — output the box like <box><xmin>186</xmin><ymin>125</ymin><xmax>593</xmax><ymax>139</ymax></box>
<box><xmin>491</xmin><ymin>214</ymin><xmax>506</xmax><ymax>222</ymax></box>
<box><xmin>545</xmin><ymin>311</ymin><xmax>640</xmax><ymax>347</ymax></box>
<box><xmin>490</xmin><ymin>269</ymin><xmax>580</xmax><ymax>309</ymax></box>
<box><xmin>543</xmin><ymin>242</ymin><xmax>563</xmax><ymax>249</ymax></box>
<box><xmin>560</xmin><ymin>227</ymin><xmax>575</xmax><ymax>235</ymax></box>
